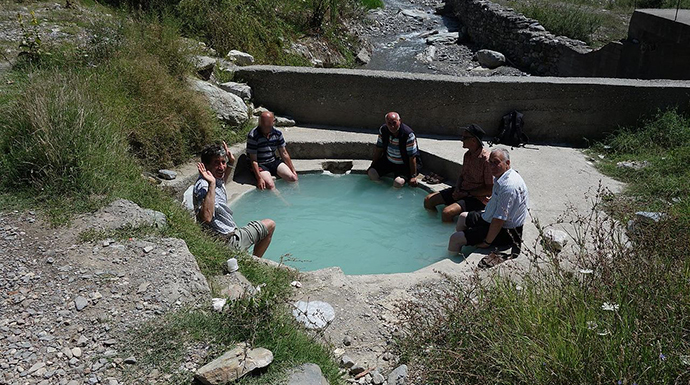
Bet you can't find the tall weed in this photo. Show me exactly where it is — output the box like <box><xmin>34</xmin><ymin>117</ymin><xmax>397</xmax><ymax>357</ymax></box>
<box><xmin>594</xmin><ymin>109</ymin><xmax>690</xmax><ymax>203</ymax></box>
<box><xmin>397</xmin><ymin>200</ymin><xmax>690</xmax><ymax>384</ymax></box>
<box><xmin>517</xmin><ymin>2</ymin><xmax>603</xmax><ymax>43</ymax></box>
<box><xmin>0</xmin><ymin>70</ymin><xmax>137</xmax><ymax>198</ymax></box>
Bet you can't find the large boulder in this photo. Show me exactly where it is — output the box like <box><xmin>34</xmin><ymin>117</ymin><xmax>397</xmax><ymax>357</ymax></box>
<box><xmin>75</xmin><ymin>199</ymin><xmax>166</xmax><ymax>231</ymax></box>
<box><xmin>226</xmin><ymin>50</ymin><xmax>255</xmax><ymax>66</ymax></box>
<box><xmin>219</xmin><ymin>81</ymin><xmax>252</xmax><ymax>101</ymax></box>
<box><xmin>217</xmin><ymin>59</ymin><xmax>239</xmax><ymax>76</ymax></box>
<box><xmin>192</xmin><ymin>55</ymin><xmax>216</xmax><ymax>80</ymax></box>
<box><xmin>476</xmin><ymin>49</ymin><xmax>506</xmax><ymax>69</ymax></box>
<box><xmin>355</xmin><ymin>47</ymin><xmax>371</xmax><ymax>65</ymax></box>
<box><xmin>415</xmin><ymin>45</ymin><xmax>437</xmax><ymax>63</ymax></box>
<box><xmin>426</xmin><ymin>32</ymin><xmax>459</xmax><ymax>45</ymax></box>
<box><xmin>387</xmin><ymin>365</ymin><xmax>408</xmax><ymax>385</ymax></box>
<box><xmin>275</xmin><ymin>116</ymin><xmax>296</xmax><ymax>127</ymax></box>
<box><xmin>541</xmin><ymin>228</ymin><xmax>568</xmax><ymax>253</ymax></box>
<box><xmin>209</xmin><ymin>271</ymin><xmax>257</xmax><ymax>301</ymax></box>
<box><xmin>188</xmin><ymin>77</ymin><xmax>249</xmax><ymax>126</ymax></box>
<box><xmin>292</xmin><ymin>300</ymin><xmax>335</xmax><ymax>329</ymax></box>
<box><xmin>195</xmin><ymin>343</ymin><xmax>273</xmax><ymax>385</ymax></box>
<box><xmin>401</xmin><ymin>9</ymin><xmax>430</xmax><ymax>21</ymax></box>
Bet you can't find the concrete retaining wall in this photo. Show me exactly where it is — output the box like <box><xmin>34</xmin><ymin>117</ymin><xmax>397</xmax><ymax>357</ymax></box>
<box><xmin>447</xmin><ymin>0</ymin><xmax>690</xmax><ymax>79</ymax></box>
<box><xmin>236</xmin><ymin>66</ymin><xmax>690</xmax><ymax>145</ymax></box>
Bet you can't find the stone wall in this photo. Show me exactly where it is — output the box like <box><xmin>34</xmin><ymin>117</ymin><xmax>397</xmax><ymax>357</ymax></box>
<box><xmin>446</xmin><ymin>0</ymin><xmax>591</xmax><ymax>76</ymax></box>
<box><xmin>235</xmin><ymin>65</ymin><xmax>690</xmax><ymax>145</ymax></box>
<box><xmin>447</xmin><ymin>0</ymin><xmax>690</xmax><ymax>79</ymax></box>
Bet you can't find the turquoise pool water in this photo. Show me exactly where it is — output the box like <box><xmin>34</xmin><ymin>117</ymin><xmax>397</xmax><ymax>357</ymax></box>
<box><xmin>230</xmin><ymin>173</ymin><xmax>454</xmax><ymax>275</ymax></box>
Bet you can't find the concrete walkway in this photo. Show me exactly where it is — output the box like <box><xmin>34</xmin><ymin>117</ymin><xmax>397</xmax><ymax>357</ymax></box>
<box><xmin>211</xmin><ymin>125</ymin><xmax>625</xmax><ymax>372</ymax></box>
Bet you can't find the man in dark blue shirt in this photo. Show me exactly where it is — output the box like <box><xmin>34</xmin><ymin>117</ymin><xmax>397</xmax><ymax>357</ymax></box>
<box><xmin>246</xmin><ymin>111</ymin><xmax>298</xmax><ymax>190</ymax></box>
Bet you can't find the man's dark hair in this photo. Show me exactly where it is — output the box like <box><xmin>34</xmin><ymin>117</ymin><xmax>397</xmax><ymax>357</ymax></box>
<box><xmin>200</xmin><ymin>143</ymin><xmax>226</xmax><ymax>166</ymax></box>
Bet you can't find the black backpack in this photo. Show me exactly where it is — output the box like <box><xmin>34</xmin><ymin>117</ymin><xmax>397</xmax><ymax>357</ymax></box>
<box><xmin>490</xmin><ymin>111</ymin><xmax>529</xmax><ymax>148</ymax></box>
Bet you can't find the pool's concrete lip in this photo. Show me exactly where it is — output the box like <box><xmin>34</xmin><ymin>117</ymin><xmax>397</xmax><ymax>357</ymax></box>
<box><xmin>223</xmin><ymin>125</ymin><xmax>624</xmax><ymax>277</ymax></box>
<box><xmin>186</xmin><ymin>124</ymin><xmax>624</xmax><ymax>371</ymax></box>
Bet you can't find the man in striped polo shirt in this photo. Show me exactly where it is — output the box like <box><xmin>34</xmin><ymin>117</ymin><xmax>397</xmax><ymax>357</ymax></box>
<box><xmin>247</xmin><ymin>111</ymin><xmax>298</xmax><ymax>190</ymax></box>
<box><xmin>367</xmin><ymin>112</ymin><xmax>419</xmax><ymax>188</ymax></box>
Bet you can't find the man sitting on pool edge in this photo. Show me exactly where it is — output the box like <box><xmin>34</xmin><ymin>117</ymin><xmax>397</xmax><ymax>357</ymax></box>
<box><xmin>368</xmin><ymin>111</ymin><xmax>419</xmax><ymax>188</ymax></box>
<box><xmin>247</xmin><ymin>111</ymin><xmax>299</xmax><ymax>190</ymax></box>
<box><xmin>194</xmin><ymin>142</ymin><xmax>276</xmax><ymax>258</ymax></box>
<box><xmin>423</xmin><ymin>124</ymin><xmax>493</xmax><ymax>223</ymax></box>
<box><xmin>448</xmin><ymin>147</ymin><xmax>529</xmax><ymax>268</ymax></box>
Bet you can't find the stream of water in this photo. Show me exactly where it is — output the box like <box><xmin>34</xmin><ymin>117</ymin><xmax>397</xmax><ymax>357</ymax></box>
<box><xmin>358</xmin><ymin>0</ymin><xmax>524</xmax><ymax>76</ymax></box>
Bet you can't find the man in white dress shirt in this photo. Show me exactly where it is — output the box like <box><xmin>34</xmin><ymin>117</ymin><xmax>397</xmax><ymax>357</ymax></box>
<box><xmin>448</xmin><ymin>147</ymin><xmax>529</xmax><ymax>265</ymax></box>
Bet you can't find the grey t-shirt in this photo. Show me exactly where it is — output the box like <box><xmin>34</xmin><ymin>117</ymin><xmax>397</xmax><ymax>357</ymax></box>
<box><xmin>193</xmin><ymin>177</ymin><xmax>237</xmax><ymax>234</ymax></box>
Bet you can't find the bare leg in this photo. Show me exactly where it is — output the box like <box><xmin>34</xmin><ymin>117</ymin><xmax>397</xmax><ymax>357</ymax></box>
<box><xmin>252</xmin><ymin>219</ymin><xmax>275</xmax><ymax>258</ymax></box>
<box><xmin>455</xmin><ymin>211</ymin><xmax>469</xmax><ymax>232</ymax></box>
<box><xmin>258</xmin><ymin>170</ymin><xmax>275</xmax><ymax>190</ymax></box>
<box><xmin>448</xmin><ymin>231</ymin><xmax>468</xmax><ymax>253</ymax></box>
<box><xmin>276</xmin><ymin>162</ymin><xmax>298</xmax><ymax>182</ymax></box>
<box><xmin>393</xmin><ymin>176</ymin><xmax>405</xmax><ymax>188</ymax></box>
<box><xmin>441</xmin><ymin>203</ymin><xmax>463</xmax><ymax>223</ymax></box>
<box><xmin>367</xmin><ymin>167</ymin><xmax>380</xmax><ymax>181</ymax></box>
<box><xmin>424</xmin><ymin>191</ymin><xmax>445</xmax><ymax>211</ymax></box>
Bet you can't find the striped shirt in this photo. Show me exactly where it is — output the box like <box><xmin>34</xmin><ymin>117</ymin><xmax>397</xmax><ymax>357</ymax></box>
<box><xmin>376</xmin><ymin>129</ymin><xmax>418</xmax><ymax>165</ymax></box>
<box><xmin>246</xmin><ymin>127</ymin><xmax>286</xmax><ymax>165</ymax></box>
<box><xmin>481</xmin><ymin>168</ymin><xmax>529</xmax><ymax>228</ymax></box>
<box><xmin>193</xmin><ymin>177</ymin><xmax>237</xmax><ymax>235</ymax></box>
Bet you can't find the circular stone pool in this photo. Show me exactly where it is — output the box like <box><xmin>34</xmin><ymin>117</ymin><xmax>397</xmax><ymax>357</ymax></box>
<box><xmin>230</xmin><ymin>173</ymin><xmax>454</xmax><ymax>275</ymax></box>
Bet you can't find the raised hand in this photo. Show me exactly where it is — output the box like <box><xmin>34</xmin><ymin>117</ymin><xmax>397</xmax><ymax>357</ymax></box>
<box><xmin>197</xmin><ymin>162</ymin><xmax>215</xmax><ymax>184</ymax></box>
<box><xmin>222</xmin><ymin>141</ymin><xmax>235</xmax><ymax>164</ymax></box>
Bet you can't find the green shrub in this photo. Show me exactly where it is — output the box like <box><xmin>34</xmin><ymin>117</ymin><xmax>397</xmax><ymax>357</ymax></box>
<box><xmin>595</xmin><ymin>109</ymin><xmax>690</xmax><ymax>202</ymax></box>
<box><xmin>0</xmin><ymin>17</ymin><xmax>223</xmax><ymax>206</ymax></box>
<box><xmin>605</xmin><ymin>109</ymin><xmax>690</xmax><ymax>154</ymax></box>
<box><xmin>92</xmin><ymin>19</ymin><xmax>222</xmax><ymax>169</ymax></box>
<box><xmin>359</xmin><ymin>0</ymin><xmax>384</xmax><ymax>9</ymax></box>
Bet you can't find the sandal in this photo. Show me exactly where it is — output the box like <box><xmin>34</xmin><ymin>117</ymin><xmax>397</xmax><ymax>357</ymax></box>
<box><xmin>478</xmin><ymin>252</ymin><xmax>518</xmax><ymax>269</ymax></box>
<box><xmin>427</xmin><ymin>172</ymin><xmax>442</xmax><ymax>184</ymax></box>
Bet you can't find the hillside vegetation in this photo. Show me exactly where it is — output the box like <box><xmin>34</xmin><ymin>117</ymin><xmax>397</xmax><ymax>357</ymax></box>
<box><xmin>0</xmin><ymin>0</ymin><xmax>377</xmax><ymax>382</ymax></box>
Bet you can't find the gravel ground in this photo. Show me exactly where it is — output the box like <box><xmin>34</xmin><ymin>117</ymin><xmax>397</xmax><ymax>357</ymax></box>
<box><xmin>0</xmin><ymin>200</ymin><xmax>211</xmax><ymax>385</ymax></box>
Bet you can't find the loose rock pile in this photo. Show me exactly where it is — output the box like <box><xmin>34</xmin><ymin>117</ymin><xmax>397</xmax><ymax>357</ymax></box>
<box><xmin>185</xmin><ymin>46</ymin><xmax>298</xmax><ymax>129</ymax></box>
